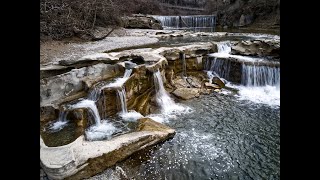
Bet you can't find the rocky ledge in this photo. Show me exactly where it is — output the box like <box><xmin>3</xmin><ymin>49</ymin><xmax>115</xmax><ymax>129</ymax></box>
<box><xmin>40</xmin><ymin>118</ymin><xmax>175</xmax><ymax>180</ymax></box>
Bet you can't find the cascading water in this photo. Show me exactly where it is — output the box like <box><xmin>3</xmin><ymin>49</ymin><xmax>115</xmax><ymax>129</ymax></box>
<box><xmin>123</xmin><ymin>69</ymin><xmax>133</xmax><ymax>79</ymax></box>
<box><xmin>48</xmin><ymin>111</ymin><xmax>68</xmax><ymax>132</ymax></box>
<box><xmin>100</xmin><ymin>68</ymin><xmax>144</xmax><ymax>122</ymax></box>
<box><xmin>217</xmin><ymin>41</ymin><xmax>232</xmax><ymax>54</ymax></box>
<box><xmin>152</xmin><ymin>70</ymin><xmax>186</xmax><ymax>115</ymax></box>
<box><xmin>70</xmin><ymin>99</ymin><xmax>101</xmax><ymax>126</ymax></box>
<box><xmin>116</xmin><ymin>88</ymin><xmax>128</xmax><ymax>114</ymax></box>
<box><xmin>205</xmin><ymin>41</ymin><xmax>280</xmax><ymax>106</ymax></box>
<box><xmin>241</xmin><ymin>64</ymin><xmax>280</xmax><ymax>87</ymax></box>
<box><xmin>206</xmin><ymin>57</ymin><xmax>231</xmax><ymax>80</ymax></box>
<box><xmin>100</xmin><ymin>69</ymin><xmax>132</xmax><ymax>115</ymax></box>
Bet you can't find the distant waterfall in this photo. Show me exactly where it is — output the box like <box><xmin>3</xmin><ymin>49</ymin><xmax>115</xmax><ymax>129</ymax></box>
<box><xmin>152</xmin><ymin>15</ymin><xmax>216</xmax><ymax>32</ymax></box>
<box><xmin>241</xmin><ymin>64</ymin><xmax>280</xmax><ymax>87</ymax></box>
<box><xmin>153</xmin><ymin>16</ymin><xmax>180</xmax><ymax>28</ymax></box>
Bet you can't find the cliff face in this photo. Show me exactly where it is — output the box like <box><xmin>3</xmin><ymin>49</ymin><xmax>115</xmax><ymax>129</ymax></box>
<box><xmin>206</xmin><ymin>0</ymin><xmax>280</xmax><ymax>29</ymax></box>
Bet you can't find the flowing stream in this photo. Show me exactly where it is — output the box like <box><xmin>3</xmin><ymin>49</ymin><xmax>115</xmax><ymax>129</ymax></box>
<box><xmin>90</xmin><ymin>92</ymin><xmax>280</xmax><ymax>180</ymax></box>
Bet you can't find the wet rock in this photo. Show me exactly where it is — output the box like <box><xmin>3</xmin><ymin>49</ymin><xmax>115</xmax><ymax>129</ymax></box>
<box><xmin>125</xmin><ymin>65</ymin><xmax>154</xmax><ymax>116</ymax></box>
<box><xmin>172</xmin><ymin>88</ymin><xmax>200</xmax><ymax>100</ymax></box>
<box><xmin>67</xmin><ymin>108</ymin><xmax>89</xmax><ymax>128</ymax></box>
<box><xmin>40</xmin><ymin>119</ymin><xmax>174</xmax><ymax>179</ymax></box>
<box><xmin>40</xmin><ymin>105</ymin><xmax>58</xmax><ymax>122</ymax></box>
<box><xmin>145</xmin><ymin>58</ymin><xmax>168</xmax><ymax>72</ymax></box>
<box><xmin>212</xmin><ymin>77</ymin><xmax>225</xmax><ymax>88</ymax></box>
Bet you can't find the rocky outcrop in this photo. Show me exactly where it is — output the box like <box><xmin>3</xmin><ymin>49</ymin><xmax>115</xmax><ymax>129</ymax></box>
<box><xmin>40</xmin><ymin>41</ymin><xmax>226</xmax><ymax>179</ymax></box>
<box><xmin>231</xmin><ymin>39</ymin><xmax>280</xmax><ymax>58</ymax></box>
<box><xmin>122</xmin><ymin>15</ymin><xmax>163</xmax><ymax>30</ymax></box>
<box><xmin>40</xmin><ymin>118</ymin><xmax>175</xmax><ymax>180</ymax></box>
<box><xmin>59</xmin><ymin>53</ymin><xmax>120</xmax><ymax>68</ymax></box>
<box><xmin>40</xmin><ymin>63</ymin><xmax>122</xmax><ymax>107</ymax></box>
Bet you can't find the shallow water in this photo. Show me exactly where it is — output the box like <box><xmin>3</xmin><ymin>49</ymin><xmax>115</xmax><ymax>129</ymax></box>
<box><xmin>92</xmin><ymin>92</ymin><xmax>280</xmax><ymax>180</ymax></box>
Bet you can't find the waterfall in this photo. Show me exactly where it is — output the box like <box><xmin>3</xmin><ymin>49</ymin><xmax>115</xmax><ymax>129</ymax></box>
<box><xmin>152</xmin><ymin>16</ymin><xmax>180</xmax><ymax>28</ymax></box>
<box><xmin>123</xmin><ymin>69</ymin><xmax>133</xmax><ymax>79</ymax></box>
<box><xmin>152</xmin><ymin>15</ymin><xmax>216</xmax><ymax>32</ymax></box>
<box><xmin>217</xmin><ymin>42</ymin><xmax>232</xmax><ymax>54</ymax></box>
<box><xmin>88</xmin><ymin>86</ymin><xmax>101</xmax><ymax>101</ymax></box>
<box><xmin>153</xmin><ymin>70</ymin><xmax>184</xmax><ymax>114</ymax></box>
<box><xmin>116</xmin><ymin>87</ymin><xmax>128</xmax><ymax>114</ymax></box>
<box><xmin>205</xmin><ymin>42</ymin><xmax>280</xmax><ymax>106</ymax></box>
<box><xmin>241</xmin><ymin>64</ymin><xmax>280</xmax><ymax>87</ymax></box>
<box><xmin>70</xmin><ymin>99</ymin><xmax>101</xmax><ymax>126</ymax></box>
<box><xmin>48</xmin><ymin>111</ymin><xmax>68</xmax><ymax>132</ymax></box>
<box><xmin>205</xmin><ymin>57</ymin><xmax>231</xmax><ymax>80</ymax></box>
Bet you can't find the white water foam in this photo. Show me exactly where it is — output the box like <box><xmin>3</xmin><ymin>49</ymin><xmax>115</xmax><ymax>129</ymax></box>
<box><xmin>48</xmin><ymin>120</ymin><xmax>68</xmax><ymax>132</ymax></box>
<box><xmin>120</xmin><ymin>110</ymin><xmax>144</xmax><ymax>122</ymax></box>
<box><xmin>70</xmin><ymin>99</ymin><xmax>101</xmax><ymax>125</ymax></box>
<box><xmin>208</xmin><ymin>41</ymin><xmax>266</xmax><ymax>62</ymax></box>
<box><xmin>225</xmin><ymin>82</ymin><xmax>280</xmax><ymax>107</ymax></box>
<box><xmin>236</xmin><ymin>85</ymin><xmax>280</xmax><ymax>107</ymax></box>
<box><xmin>48</xmin><ymin>111</ymin><xmax>68</xmax><ymax>132</ymax></box>
<box><xmin>146</xmin><ymin>114</ymin><xmax>168</xmax><ymax>124</ymax></box>
<box><xmin>85</xmin><ymin>120</ymin><xmax>118</xmax><ymax>141</ymax></box>
<box><xmin>153</xmin><ymin>70</ymin><xmax>188</xmax><ymax>115</ymax></box>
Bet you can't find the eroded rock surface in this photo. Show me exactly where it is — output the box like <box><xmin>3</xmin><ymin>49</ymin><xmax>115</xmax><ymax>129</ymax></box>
<box><xmin>40</xmin><ymin>118</ymin><xmax>175</xmax><ymax>180</ymax></box>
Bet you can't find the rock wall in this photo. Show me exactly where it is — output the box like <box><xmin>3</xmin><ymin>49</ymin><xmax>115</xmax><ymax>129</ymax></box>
<box><xmin>210</xmin><ymin>0</ymin><xmax>280</xmax><ymax>29</ymax></box>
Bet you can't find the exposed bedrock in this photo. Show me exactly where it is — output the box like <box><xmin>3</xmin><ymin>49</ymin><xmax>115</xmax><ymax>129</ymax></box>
<box><xmin>40</xmin><ymin>63</ymin><xmax>123</xmax><ymax>107</ymax></box>
<box><xmin>231</xmin><ymin>39</ymin><xmax>280</xmax><ymax>58</ymax></box>
<box><xmin>40</xmin><ymin>118</ymin><xmax>175</xmax><ymax>180</ymax></box>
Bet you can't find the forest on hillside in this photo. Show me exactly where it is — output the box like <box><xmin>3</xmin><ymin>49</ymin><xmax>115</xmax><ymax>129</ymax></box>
<box><xmin>40</xmin><ymin>0</ymin><xmax>279</xmax><ymax>40</ymax></box>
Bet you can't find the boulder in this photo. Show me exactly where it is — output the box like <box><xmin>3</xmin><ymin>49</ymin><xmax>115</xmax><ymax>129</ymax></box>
<box><xmin>122</xmin><ymin>15</ymin><xmax>163</xmax><ymax>30</ymax></box>
<box><xmin>212</xmin><ymin>77</ymin><xmax>225</xmax><ymax>88</ymax></box>
<box><xmin>231</xmin><ymin>39</ymin><xmax>280</xmax><ymax>58</ymax></box>
<box><xmin>172</xmin><ymin>88</ymin><xmax>200</xmax><ymax>100</ymax></box>
<box><xmin>40</xmin><ymin>118</ymin><xmax>175</xmax><ymax>179</ymax></box>
<box><xmin>204</xmin><ymin>82</ymin><xmax>221</xmax><ymax>89</ymax></box>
